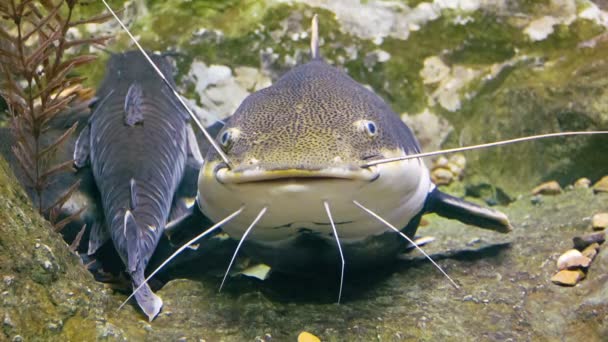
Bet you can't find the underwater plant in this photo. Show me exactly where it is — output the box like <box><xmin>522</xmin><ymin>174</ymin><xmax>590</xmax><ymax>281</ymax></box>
<box><xmin>0</xmin><ymin>0</ymin><xmax>110</xmax><ymax>231</ymax></box>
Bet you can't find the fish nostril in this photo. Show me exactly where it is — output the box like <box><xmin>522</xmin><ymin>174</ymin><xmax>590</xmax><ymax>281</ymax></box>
<box><xmin>361</xmin><ymin>154</ymin><xmax>381</xmax><ymax>161</ymax></box>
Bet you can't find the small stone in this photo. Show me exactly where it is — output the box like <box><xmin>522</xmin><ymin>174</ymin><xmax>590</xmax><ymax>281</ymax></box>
<box><xmin>431</xmin><ymin>167</ymin><xmax>453</xmax><ymax>185</ymax></box>
<box><xmin>432</xmin><ymin>156</ymin><xmax>449</xmax><ymax>168</ymax></box>
<box><xmin>591</xmin><ymin>213</ymin><xmax>608</xmax><ymax>230</ymax></box>
<box><xmin>3</xmin><ymin>276</ymin><xmax>14</xmax><ymax>286</ymax></box>
<box><xmin>573</xmin><ymin>231</ymin><xmax>605</xmax><ymax>250</ymax></box>
<box><xmin>557</xmin><ymin>249</ymin><xmax>591</xmax><ymax>270</ymax></box>
<box><xmin>574</xmin><ymin>177</ymin><xmax>591</xmax><ymax>188</ymax></box>
<box><xmin>12</xmin><ymin>336</ymin><xmax>23</xmax><ymax>342</ymax></box>
<box><xmin>298</xmin><ymin>332</ymin><xmax>321</xmax><ymax>342</ymax></box>
<box><xmin>448</xmin><ymin>153</ymin><xmax>466</xmax><ymax>170</ymax></box>
<box><xmin>531</xmin><ymin>181</ymin><xmax>562</xmax><ymax>195</ymax></box>
<box><xmin>581</xmin><ymin>243</ymin><xmax>600</xmax><ymax>261</ymax></box>
<box><xmin>592</xmin><ymin>175</ymin><xmax>608</xmax><ymax>193</ymax></box>
<box><xmin>530</xmin><ymin>195</ymin><xmax>543</xmax><ymax>205</ymax></box>
<box><xmin>4</xmin><ymin>313</ymin><xmax>14</xmax><ymax>328</ymax></box>
<box><xmin>462</xmin><ymin>294</ymin><xmax>475</xmax><ymax>302</ymax></box>
<box><xmin>551</xmin><ymin>269</ymin><xmax>585</xmax><ymax>286</ymax></box>
<box><xmin>447</xmin><ymin>163</ymin><xmax>463</xmax><ymax>178</ymax></box>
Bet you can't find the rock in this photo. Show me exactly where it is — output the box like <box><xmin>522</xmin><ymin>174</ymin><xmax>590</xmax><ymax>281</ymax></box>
<box><xmin>592</xmin><ymin>176</ymin><xmax>608</xmax><ymax>193</ymax></box>
<box><xmin>591</xmin><ymin>213</ymin><xmax>608</xmax><ymax>230</ymax></box>
<box><xmin>431</xmin><ymin>167</ymin><xmax>454</xmax><ymax>185</ymax></box>
<box><xmin>572</xmin><ymin>232</ymin><xmax>605</xmax><ymax>250</ymax></box>
<box><xmin>556</xmin><ymin>249</ymin><xmax>591</xmax><ymax>270</ymax></box>
<box><xmin>532</xmin><ymin>181</ymin><xmax>562</xmax><ymax>195</ymax></box>
<box><xmin>449</xmin><ymin>154</ymin><xmax>466</xmax><ymax>170</ymax></box>
<box><xmin>573</xmin><ymin>178</ymin><xmax>591</xmax><ymax>189</ymax></box>
<box><xmin>298</xmin><ymin>331</ymin><xmax>321</xmax><ymax>342</ymax></box>
<box><xmin>433</xmin><ymin>156</ymin><xmax>449</xmax><ymax>169</ymax></box>
<box><xmin>551</xmin><ymin>270</ymin><xmax>585</xmax><ymax>286</ymax></box>
<box><xmin>581</xmin><ymin>243</ymin><xmax>600</xmax><ymax>261</ymax></box>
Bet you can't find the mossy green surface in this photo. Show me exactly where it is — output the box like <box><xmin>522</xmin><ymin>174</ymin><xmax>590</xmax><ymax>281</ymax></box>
<box><xmin>4</xmin><ymin>1</ymin><xmax>607</xmax><ymax>339</ymax></box>
<box><xmin>75</xmin><ymin>0</ymin><xmax>608</xmax><ymax>197</ymax></box>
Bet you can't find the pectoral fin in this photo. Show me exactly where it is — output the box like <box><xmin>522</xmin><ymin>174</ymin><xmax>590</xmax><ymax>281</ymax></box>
<box><xmin>124</xmin><ymin>210</ymin><xmax>140</xmax><ymax>273</ymax></box>
<box><xmin>73</xmin><ymin>125</ymin><xmax>90</xmax><ymax>168</ymax></box>
<box><xmin>87</xmin><ymin>220</ymin><xmax>110</xmax><ymax>255</ymax></box>
<box><xmin>425</xmin><ymin>188</ymin><xmax>512</xmax><ymax>233</ymax></box>
<box><xmin>164</xmin><ymin>200</ymin><xmax>216</xmax><ymax>246</ymax></box>
<box><xmin>186</xmin><ymin>124</ymin><xmax>204</xmax><ymax>165</ymax></box>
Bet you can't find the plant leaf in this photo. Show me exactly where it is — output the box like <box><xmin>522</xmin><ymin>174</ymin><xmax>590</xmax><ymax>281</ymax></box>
<box><xmin>53</xmin><ymin>207</ymin><xmax>85</xmax><ymax>232</ymax></box>
<box><xmin>69</xmin><ymin>224</ymin><xmax>87</xmax><ymax>251</ymax></box>
<box><xmin>44</xmin><ymin>179</ymin><xmax>81</xmax><ymax>214</ymax></box>
<box><xmin>22</xmin><ymin>0</ymin><xmax>62</xmax><ymax>41</ymax></box>
<box><xmin>38</xmin><ymin>159</ymin><xmax>75</xmax><ymax>185</ymax></box>
<box><xmin>38</xmin><ymin>121</ymin><xmax>77</xmax><ymax>158</ymax></box>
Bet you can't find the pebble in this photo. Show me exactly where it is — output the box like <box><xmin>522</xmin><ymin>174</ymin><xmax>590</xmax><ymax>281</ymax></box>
<box><xmin>433</xmin><ymin>156</ymin><xmax>449</xmax><ymax>168</ymax></box>
<box><xmin>581</xmin><ymin>243</ymin><xmax>600</xmax><ymax>261</ymax></box>
<box><xmin>449</xmin><ymin>154</ymin><xmax>466</xmax><ymax>170</ymax></box>
<box><xmin>572</xmin><ymin>231</ymin><xmax>605</xmax><ymax>250</ymax></box>
<box><xmin>556</xmin><ymin>249</ymin><xmax>591</xmax><ymax>270</ymax></box>
<box><xmin>431</xmin><ymin>167</ymin><xmax>453</xmax><ymax>185</ymax></box>
<box><xmin>591</xmin><ymin>212</ymin><xmax>608</xmax><ymax>230</ymax></box>
<box><xmin>573</xmin><ymin>177</ymin><xmax>591</xmax><ymax>188</ymax></box>
<box><xmin>551</xmin><ymin>269</ymin><xmax>585</xmax><ymax>286</ymax></box>
<box><xmin>531</xmin><ymin>181</ymin><xmax>562</xmax><ymax>195</ymax></box>
<box><xmin>592</xmin><ymin>175</ymin><xmax>608</xmax><ymax>193</ymax></box>
<box><xmin>298</xmin><ymin>331</ymin><xmax>321</xmax><ymax>342</ymax></box>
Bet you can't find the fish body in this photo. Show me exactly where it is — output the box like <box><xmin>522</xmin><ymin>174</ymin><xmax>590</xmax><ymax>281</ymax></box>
<box><xmin>194</xmin><ymin>55</ymin><xmax>511</xmax><ymax>273</ymax></box>
<box><xmin>74</xmin><ymin>51</ymin><xmax>195</xmax><ymax>320</ymax></box>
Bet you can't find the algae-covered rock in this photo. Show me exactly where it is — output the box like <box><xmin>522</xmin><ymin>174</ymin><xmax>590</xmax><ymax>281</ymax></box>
<box><xmin>2</xmin><ymin>132</ymin><xmax>608</xmax><ymax>340</ymax></box>
<box><xmin>75</xmin><ymin>0</ymin><xmax>608</xmax><ymax>198</ymax></box>
<box><xmin>0</xmin><ymin>156</ymin><xmax>123</xmax><ymax>340</ymax></box>
<box><xmin>2</xmin><ymin>0</ymin><xmax>608</xmax><ymax>340</ymax></box>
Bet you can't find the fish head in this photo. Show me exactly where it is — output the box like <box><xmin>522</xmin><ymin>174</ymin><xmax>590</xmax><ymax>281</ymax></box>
<box><xmin>199</xmin><ymin>60</ymin><xmax>431</xmax><ymax>245</ymax></box>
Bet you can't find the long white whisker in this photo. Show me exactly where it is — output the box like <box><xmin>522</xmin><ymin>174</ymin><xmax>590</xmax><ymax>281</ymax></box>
<box><xmin>219</xmin><ymin>207</ymin><xmax>268</xmax><ymax>292</ymax></box>
<box><xmin>362</xmin><ymin>130</ymin><xmax>608</xmax><ymax>167</ymax></box>
<box><xmin>117</xmin><ymin>206</ymin><xmax>245</xmax><ymax>311</ymax></box>
<box><xmin>352</xmin><ymin>200</ymin><xmax>460</xmax><ymax>289</ymax></box>
<box><xmin>101</xmin><ymin>0</ymin><xmax>232</xmax><ymax>168</ymax></box>
<box><xmin>323</xmin><ymin>201</ymin><xmax>345</xmax><ymax>303</ymax></box>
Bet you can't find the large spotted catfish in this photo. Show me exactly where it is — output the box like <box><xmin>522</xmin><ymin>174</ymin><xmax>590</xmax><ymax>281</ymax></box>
<box><xmin>74</xmin><ymin>51</ymin><xmax>203</xmax><ymax>321</ymax></box>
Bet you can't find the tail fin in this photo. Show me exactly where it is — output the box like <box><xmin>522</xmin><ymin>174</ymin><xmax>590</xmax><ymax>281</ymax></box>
<box><xmin>131</xmin><ymin>270</ymin><xmax>163</xmax><ymax>321</ymax></box>
<box><xmin>425</xmin><ymin>188</ymin><xmax>512</xmax><ymax>233</ymax></box>
<box><xmin>124</xmin><ymin>210</ymin><xmax>163</xmax><ymax>321</ymax></box>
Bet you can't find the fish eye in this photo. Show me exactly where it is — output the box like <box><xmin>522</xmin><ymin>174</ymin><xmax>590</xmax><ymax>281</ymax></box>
<box><xmin>218</xmin><ymin>128</ymin><xmax>240</xmax><ymax>151</ymax></box>
<box><xmin>365</xmin><ymin>121</ymin><xmax>377</xmax><ymax>136</ymax></box>
<box><xmin>355</xmin><ymin>120</ymin><xmax>378</xmax><ymax>137</ymax></box>
<box><xmin>220</xmin><ymin>131</ymin><xmax>231</xmax><ymax>146</ymax></box>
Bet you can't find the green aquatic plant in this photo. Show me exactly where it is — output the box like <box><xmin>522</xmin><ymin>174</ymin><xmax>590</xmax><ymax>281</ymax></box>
<box><xmin>0</xmin><ymin>0</ymin><xmax>110</xmax><ymax>231</ymax></box>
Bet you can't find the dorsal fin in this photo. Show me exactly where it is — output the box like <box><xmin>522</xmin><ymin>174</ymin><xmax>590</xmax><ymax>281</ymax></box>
<box><xmin>129</xmin><ymin>178</ymin><xmax>137</xmax><ymax>210</ymax></box>
<box><xmin>124</xmin><ymin>82</ymin><xmax>144</xmax><ymax>126</ymax></box>
<box><xmin>310</xmin><ymin>14</ymin><xmax>320</xmax><ymax>60</ymax></box>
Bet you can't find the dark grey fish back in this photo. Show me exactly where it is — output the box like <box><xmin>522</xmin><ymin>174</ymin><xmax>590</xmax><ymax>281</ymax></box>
<box><xmin>89</xmin><ymin>52</ymin><xmax>188</xmax><ymax>265</ymax></box>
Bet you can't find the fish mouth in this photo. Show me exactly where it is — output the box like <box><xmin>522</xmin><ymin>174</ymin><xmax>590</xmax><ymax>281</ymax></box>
<box><xmin>215</xmin><ymin>166</ymin><xmax>379</xmax><ymax>184</ymax></box>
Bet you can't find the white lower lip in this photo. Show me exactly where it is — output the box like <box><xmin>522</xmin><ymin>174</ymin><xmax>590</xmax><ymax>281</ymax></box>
<box><xmin>198</xmin><ymin>158</ymin><xmax>431</xmax><ymax>243</ymax></box>
<box><xmin>215</xmin><ymin>166</ymin><xmax>379</xmax><ymax>184</ymax></box>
